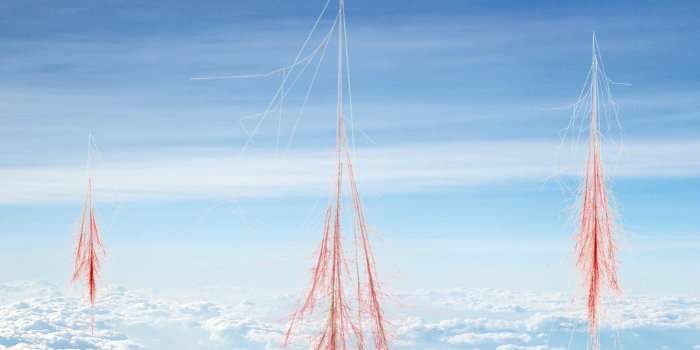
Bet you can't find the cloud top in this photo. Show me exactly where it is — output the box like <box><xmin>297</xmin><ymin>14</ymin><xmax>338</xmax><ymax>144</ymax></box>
<box><xmin>1</xmin><ymin>282</ymin><xmax>699</xmax><ymax>349</ymax></box>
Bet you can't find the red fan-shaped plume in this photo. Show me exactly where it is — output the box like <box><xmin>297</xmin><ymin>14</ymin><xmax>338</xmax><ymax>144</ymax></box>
<box><xmin>72</xmin><ymin>176</ymin><xmax>104</xmax><ymax>306</ymax></box>
<box><xmin>72</xmin><ymin>136</ymin><xmax>106</xmax><ymax>333</ymax></box>
<box><xmin>284</xmin><ymin>1</ymin><xmax>390</xmax><ymax>349</ymax></box>
<box><xmin>574</xmin><ymin>34</ymin><xmax>621</xmax><ymax>348</ymax></box>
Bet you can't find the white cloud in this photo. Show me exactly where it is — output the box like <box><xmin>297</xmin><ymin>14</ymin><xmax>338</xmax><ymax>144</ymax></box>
<box><xmin>445</xmin><ymin>331</ymin><xmax>532</xmax><ymax>345</ymax></box>
<box><xmin>0</xmin><ymin>139</ymin><xmax>698</xmax><ymax>204</ymax></box>
<box><xmin>1</xmin><ymin>282</ymin><xmax>699</xmax><ymax>350</ymax></box>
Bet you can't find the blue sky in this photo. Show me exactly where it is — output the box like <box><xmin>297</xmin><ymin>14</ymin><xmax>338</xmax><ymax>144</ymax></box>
<box><xmin>0</xmin><ymin>1</ymin><xmax>698</xmax><ymax>294</ymax></box>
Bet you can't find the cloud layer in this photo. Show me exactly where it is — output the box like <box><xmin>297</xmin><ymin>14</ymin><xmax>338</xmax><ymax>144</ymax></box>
<box><xmin>1</xmin><ymin>281</ymin><xmax>699</xmax><ymax>349</ymax></box>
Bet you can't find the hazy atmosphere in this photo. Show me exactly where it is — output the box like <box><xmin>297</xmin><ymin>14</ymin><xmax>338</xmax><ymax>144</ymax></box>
<box><xmin>1</xmin><ymin>1</ymin><xmax>698</xmax><ymax>349</ymax></box>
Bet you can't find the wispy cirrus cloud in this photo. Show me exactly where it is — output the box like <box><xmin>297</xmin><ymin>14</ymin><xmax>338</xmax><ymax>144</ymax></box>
<box><xmin>0</xmin><ymin>139</ymin><xmax>697</xmax><ymax>204</ymax></box>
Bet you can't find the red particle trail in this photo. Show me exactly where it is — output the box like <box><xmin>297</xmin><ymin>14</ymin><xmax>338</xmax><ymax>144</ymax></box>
<box><xmin>574</xmin><ymin>34</ymin><xmax>621</xmax><ymax>348</ymax></box>
<box><xmin>71</xmin><ymin>175</ymin><xmax>105</xmax><ymax>331</ymax></box>
<box><xmin>284</xmin><ymin>1</ymin><xmax>390</xmax><ymax>349</ymax></box>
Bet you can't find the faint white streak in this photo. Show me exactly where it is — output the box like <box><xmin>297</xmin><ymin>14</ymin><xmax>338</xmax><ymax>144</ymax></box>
<box><xmin>0</xmin><ymin>139</ymin><xmax>697</xmax><ymax>204</ymax></box>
